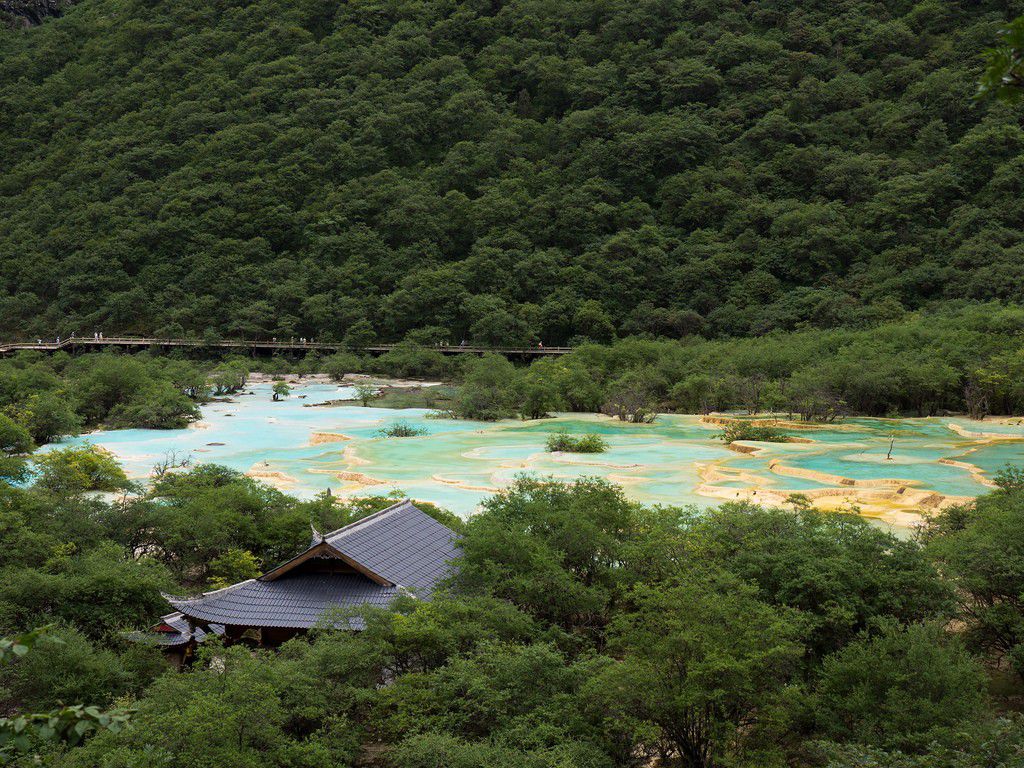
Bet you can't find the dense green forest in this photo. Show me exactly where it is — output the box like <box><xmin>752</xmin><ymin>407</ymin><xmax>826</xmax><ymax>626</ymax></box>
<box><xmin>1</xmin><ymin>0</ymin><xmax>1023</xmax><ymax>343</ymax></box>
<box><xmin>1</xmin><ymin>454</ymin><xmax>1023</xmax><ymax>766</ymax></box>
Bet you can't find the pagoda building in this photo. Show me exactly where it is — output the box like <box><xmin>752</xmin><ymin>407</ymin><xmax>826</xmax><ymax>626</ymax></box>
<box><xmin>150</xmin><ymin>499</ymin><xmax>459</xmax><ymax>660</ymax></box>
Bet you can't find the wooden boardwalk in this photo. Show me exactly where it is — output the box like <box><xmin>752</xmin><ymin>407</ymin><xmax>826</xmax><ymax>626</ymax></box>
<box><xmin>0</xmin><ymin>336</ymin><xmax>573</xmax><ymax>358</ymax></box>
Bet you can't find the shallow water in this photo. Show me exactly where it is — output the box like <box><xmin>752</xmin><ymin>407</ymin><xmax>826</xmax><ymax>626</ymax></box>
<box><xmin>42</xmin><ymin>383</ymin><xmax>1024</xmax><ymax>520</ymax></box>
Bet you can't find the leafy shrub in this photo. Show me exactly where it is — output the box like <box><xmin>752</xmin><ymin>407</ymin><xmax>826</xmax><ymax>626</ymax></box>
<box><xmin>445</xmin><ymin>355</ymin><xmax>518</xmax><ymax>421</ymax></box>
<box><xmin>0</xmin><ymin>626</ymin><xmax>131</xmax><ymax>710</ymax></box>
<box><xmin>545</xmin><ymin>431</ymin><xmax>608</xmax><ymax>453</ymax></box>
<box><xmin>106</xmin><ymin>382</ymin><xmax>200</xmax><ymax>429</ymax></box>
<box><xmin>720</xmin><ymin>422</ymin><xmax>789</xmax><ymax>444</ymax></box>
<box><xmin>321</xmin><ymin>352</ymin><xmax>364</xmax><ymax>382</ymax></box>
<box><xmin>371</xmin><ymin>342</ymin><xmax>452</xmax><ymax>379</ymax></box>
<box><xmin>207</xmin><ymin>549</ymin><xmax>261</xmax><ymax>590</ymax></box>
<box><xmin>352</xmin><ymin>383</ymin><xmax>380</xmax><ymax>406</ymax></box>
<box><xmin>377</xmin><ymin>420</ymin><xmax>427</xmax><ymax>438</ymax></box>
<box><xmin>32</xmin><ymin>446</ymin><xmax>130</xmax><ymax>493</ymax></box>
<box><xmin>814</xmin><ymin>621</ymin><xmax>988</xmax><ymax>753</ymax></box>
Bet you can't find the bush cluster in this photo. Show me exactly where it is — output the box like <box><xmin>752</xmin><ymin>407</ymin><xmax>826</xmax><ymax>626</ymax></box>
<box><xmin>376</xmin><ymin>420</ymin><xmax>427</xmax><ymax>438</ymax></box>
<box><xmin>545</xmin><ymin>431</ymin><xmax>608</xmax><ymax>453</ymax></box>
<box><xmin>720</xmin><ymin>422</ymin><xmax>790</xmax><ymax>444</ymax></box>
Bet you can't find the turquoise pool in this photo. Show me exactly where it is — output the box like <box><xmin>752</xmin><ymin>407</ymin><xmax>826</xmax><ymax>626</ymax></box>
<box><xmin>42</xmin><ymin>383</ymin><xmax>1024</xmax><ymax>520</ymax></box>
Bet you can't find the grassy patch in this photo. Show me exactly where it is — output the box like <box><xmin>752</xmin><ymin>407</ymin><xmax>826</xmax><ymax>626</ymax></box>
<box><xmin>373</xmin><ymin>385</ymin><xmax>456</xmax><ymax>410</ymax></box>
<box><xmin>328</xmin><ymin>385</ymin><xmax>456</xmax><ymax>410</ymax></box>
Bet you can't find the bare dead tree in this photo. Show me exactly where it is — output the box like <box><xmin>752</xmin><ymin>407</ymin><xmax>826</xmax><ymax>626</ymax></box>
<box><xmin>963</xmin><ymin>380</ymin><xmax>989</xmax><ymax>421</ymax></box>
<box><xmin>152</xmin><ymin>450</ymin><xmax>192</xmax><ymax>481</ymax></box>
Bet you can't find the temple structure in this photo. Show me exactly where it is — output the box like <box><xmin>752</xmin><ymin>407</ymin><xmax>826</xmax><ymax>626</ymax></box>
<box><xmin>150</xmin><ymin>499</ymin><xmax>459</xmax><ymax>661</ymax></box>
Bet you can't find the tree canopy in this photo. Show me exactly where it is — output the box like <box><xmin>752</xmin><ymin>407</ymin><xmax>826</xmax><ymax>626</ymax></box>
<box><xmin>0</xmin><ymin>458</ymin><xmax>1020</xmax><ymax>767</ymax></box>
<box><xmin>1</xmin><ymin>0</ymin><xmax>1023</xmax><ymax>345</ymax></box>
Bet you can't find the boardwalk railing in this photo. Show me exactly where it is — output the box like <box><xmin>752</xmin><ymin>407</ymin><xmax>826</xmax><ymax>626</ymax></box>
<box><xmin>0</xmin><ymin>336</ymin><xmax>573</xmax><ymax>357</ymax></box>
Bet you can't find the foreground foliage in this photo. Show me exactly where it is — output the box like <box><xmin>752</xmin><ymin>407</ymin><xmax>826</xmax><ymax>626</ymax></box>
<box><xmin>0</xmin><ymin>627</ymin><xmax>130</xmax><ymax>762</ymax></box>
<box><xmin>922</xmin><ymin>469</ymin><xmax>1024</xmax><ymax>682</ymax></box>
<box><xmin>0</xmin><ymin>457</ymin><xmax>1020</xmax><ymax>765</ymax></box>
<box><xmin>979</xmin><ymin>15</ymin><xmax>1024</xmax><ymax>103</ymax></box>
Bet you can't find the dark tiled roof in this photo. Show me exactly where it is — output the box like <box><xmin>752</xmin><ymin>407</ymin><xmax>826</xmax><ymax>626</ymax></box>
<box><xmin>167</xmin><ymin>575</ymin><xmax>397</xmax><ymax>629</ymax></box>
<box><xmin>165</xmin><ymin>500</ymin><xmax>459</xmax><ymax>630</ymax></box>
<box><xmin>324</xmin><ymin>499</ymin><xmax>460</xmax><ymax>592</ymax></box>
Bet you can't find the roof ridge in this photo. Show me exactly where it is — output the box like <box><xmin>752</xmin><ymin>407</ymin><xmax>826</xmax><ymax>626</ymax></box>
<box><xmin>163</xmin><ymin>578</ymin><xmax>257</xmax><ymax>604</ymax></box>
<box><xmin>324</xmin><ymin>498</ymin><xmax>413</xmax><ymax>540</ymax></box>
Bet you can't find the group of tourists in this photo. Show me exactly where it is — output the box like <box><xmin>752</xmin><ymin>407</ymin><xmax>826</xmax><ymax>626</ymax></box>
<box><xmin>36</xmin><ymin>330</ymin><xmax>106</xmax><ymax>345</ymax></box>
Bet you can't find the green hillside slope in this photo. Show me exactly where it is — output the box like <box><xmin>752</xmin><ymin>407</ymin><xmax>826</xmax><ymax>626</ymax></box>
<box><xmin>1</xmin><ymin>0</ymin><xmax>1022</xmax><ymax>343</ymax></box>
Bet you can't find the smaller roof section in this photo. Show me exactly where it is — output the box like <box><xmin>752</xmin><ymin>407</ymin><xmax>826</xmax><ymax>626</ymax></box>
<box><xmin>133</xmin><ymin>612</ymin><xmax>224</xmax><ymax>647</ymax></box>
<box><xmin>166</xmin><ymin>575</ymin><xmax>395</xmax><ymax>629</ymax></box>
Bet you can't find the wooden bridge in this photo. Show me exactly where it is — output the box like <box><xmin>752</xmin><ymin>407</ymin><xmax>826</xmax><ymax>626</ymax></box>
<box><xmin>0</xmin><ymin>336</ymin><xmax>573</xmax><ymax>358</ymax></box>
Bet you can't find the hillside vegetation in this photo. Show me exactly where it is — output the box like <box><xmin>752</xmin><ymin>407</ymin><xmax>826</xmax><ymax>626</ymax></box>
<box><xmin>1</xmin><ymin>0</ymin><xmax>1023</xmax><ymax>343</ymax></box>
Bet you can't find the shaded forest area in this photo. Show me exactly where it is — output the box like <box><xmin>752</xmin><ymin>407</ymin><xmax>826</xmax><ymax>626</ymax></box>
<box><xmin>1</xmin><ymin>0</ymin><xmax>1023</xmax><ymax>344</ymax></box>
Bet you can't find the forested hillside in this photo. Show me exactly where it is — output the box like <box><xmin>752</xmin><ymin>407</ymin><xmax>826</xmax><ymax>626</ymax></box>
<box><xmin>1</xmin><ymin>0</ymin><xmax>1022</xmax><ymax>343</ymax></box>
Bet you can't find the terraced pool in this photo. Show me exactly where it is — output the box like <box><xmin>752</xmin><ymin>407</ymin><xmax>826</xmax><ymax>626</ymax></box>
<box><xmin>44</xmin><ymin>382</ymin><xmax>1024</xmax><ymax>527</ymax></box>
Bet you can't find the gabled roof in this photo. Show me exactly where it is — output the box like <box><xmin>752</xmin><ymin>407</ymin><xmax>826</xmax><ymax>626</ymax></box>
<box><xmin>164</xmin><ymin>500</ymin><xmax>459</xmax><ymax>630</ymax></box>
<box><xmin>322</xmin><ymin>498</ymin><xmax>459</xmax><ymax>591</ymax></box>
<box><xmin>258</xmin><ymin>498</ymin><xmax>459</xmax><ymax>589</ymax></box>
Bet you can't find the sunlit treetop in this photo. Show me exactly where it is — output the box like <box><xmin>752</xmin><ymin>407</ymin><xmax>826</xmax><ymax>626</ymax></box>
<box><xmin>979</xmin><ymin>15</ymin><xmax>1024</xmax><ymax>103</ymax></box>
